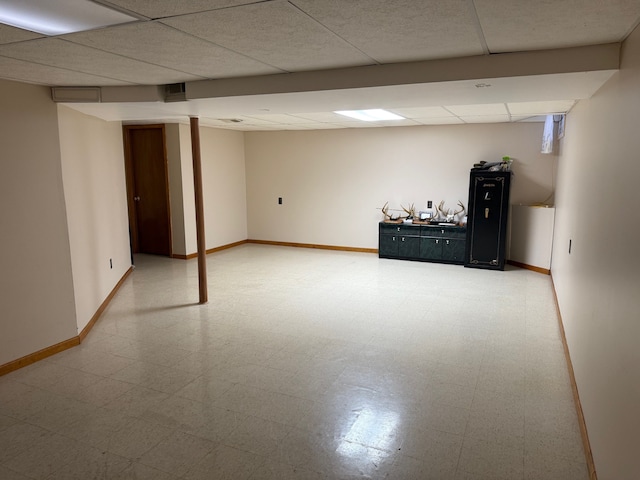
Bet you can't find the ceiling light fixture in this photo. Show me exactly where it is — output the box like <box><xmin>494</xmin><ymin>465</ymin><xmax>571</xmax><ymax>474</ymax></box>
<box><xmin>0</xmin><ymin>0</ymin><xmax>139</xmax><ymax>35</ymax></box>
<box><xmin>334</xmin><ymin>109</ymin><xmax>405</xmax><ymax>122</ymax></box>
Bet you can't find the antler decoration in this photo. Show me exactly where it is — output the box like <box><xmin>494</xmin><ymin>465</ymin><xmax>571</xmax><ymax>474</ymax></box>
<box><xmin>454</xmin><ymin>201</ymin><xmax>466</xmax><ymax>217</ymax></box>
<box><xmin>401</xmin><ymin>203</ymin><xmax>416</xmax><ymax>218</ymax></box>
<box><xmin>381</xmin><ymin>202</ymin><xmax>400</xmax><ymax>221</ymax></box>
<box><xmin>436</xmin><ymin>201</ymin><xmax>450</xmax><ymax>220</ymax></box>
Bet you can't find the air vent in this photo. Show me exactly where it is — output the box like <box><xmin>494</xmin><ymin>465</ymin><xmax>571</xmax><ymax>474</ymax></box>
<box><xmin>165</xmin><ymin>82</ymin><xmax>186</xmax><ymax>102</ymax></box>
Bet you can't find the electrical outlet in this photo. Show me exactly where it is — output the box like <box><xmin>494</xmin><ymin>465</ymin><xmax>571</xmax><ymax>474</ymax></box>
<box><xmin>278</xmin><ymin>197</ymin><xmax>282</xmax><ymax>205</ymax></box>
<box><xmin>110</xmin><ymin>258</ymin><xmax>113</xmax><ymax>269</ymax></box>
<box><xmin>427</xmin><ymin>200</ymin><xmax>432</xmax><ymax>208</ymax></box>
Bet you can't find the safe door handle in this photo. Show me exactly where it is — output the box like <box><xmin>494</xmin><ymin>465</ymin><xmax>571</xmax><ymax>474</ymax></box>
<box><xmin>485</xmin><ymin>207</ymin><xmax>489</xmax><ymax>218</ymax></box>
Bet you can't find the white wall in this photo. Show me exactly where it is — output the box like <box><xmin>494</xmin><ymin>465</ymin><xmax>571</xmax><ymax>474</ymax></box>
<box><xmin>509</xmin><ymin>205</ymin><xmax>555</xmax><ymax>270</ymax></box>
<box><xmin>58</xmin><ymin>106</ymin><xmax>131</xmax><ymax>332</ymax></box>
<box><xmin>200</xmin><ymin>126</ymin><xmax>248</xmax><ymax>249</ymax></box>
<box><xmin>552</xmin><ymin>25</ymin><xmax>640</xmax><ymax>480</ymax></box>
<box><xmin>0</xmin><ymin>80</ymin><xmax>77</xmax><ymax>365</ymax></box>
<box><xmin>245</xmin><ymin>123</ymin><xmax>555</xmax><ymax>248</ymax></box>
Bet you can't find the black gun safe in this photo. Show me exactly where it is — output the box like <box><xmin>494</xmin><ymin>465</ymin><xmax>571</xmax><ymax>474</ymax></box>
<box><xmin>464</xmin><ymin>169</ymin><xmax>511</xmax><ymax>270</ymax></box>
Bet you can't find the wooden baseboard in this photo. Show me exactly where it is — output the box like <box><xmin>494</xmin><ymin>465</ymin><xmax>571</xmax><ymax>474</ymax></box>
<box><xmin>0</xmin><ymin>337</ymin><xmax>80</xmax><ymax>377</ymax></box>
<box><xmin>507</xmin><ymin>259</ymin><xmax>550</xmax><ymax>275</ymax></box>
<box><xmin>172</xmin><ymin>240</ymin><xmax>250</xmax><ymax>260</ymax></box>
<box><xmin>247</xmin><ymin>239</ymin><xmax>377</xmax><ymax>254</ymax></box>
<box><xmin>550</xmin><ymin>275</ymin><xmax>598</xmax><ymax>480</ymax></box>
<box><xmin>79</xmin><ymin>266</ymin><xmax>133</xmax><ymax>342</ymax></box>
<box><xmin>206</xmin><ymin>239</ymin><xmax>248</xmax><ymax>254</ymax></box>
<box><xmin>171</xmin><ymin>253</ymin><xmax>197</xmax><ymax>260</ymax></box>
<box><xmin>1</xmin><ymin>266</ymin><xmax>134</xmax><ymax>377</ymax></box>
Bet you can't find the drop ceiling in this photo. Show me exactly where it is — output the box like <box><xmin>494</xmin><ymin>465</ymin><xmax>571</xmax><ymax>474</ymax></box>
<box><xmin>0</xmin><ymin>0</ymin><xmax>639</xmax><ymax>130</ymax></box>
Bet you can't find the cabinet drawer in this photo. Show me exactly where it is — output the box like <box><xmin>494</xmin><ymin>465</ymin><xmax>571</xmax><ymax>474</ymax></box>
<box><xmin>380</xmin><ymin>223</ymin><xmax>419</xmax><ymax>236</ymax></box>
<box><xmin>421</xmin><ymin>226</ymin><xmax>447</xmax><ymax>237</ymax></box>
<box><xmin>421</xmin><ymin>225</ymin><xmax>466</xmax><ymax>238</ymax></box>
<box><xmin>443</xmin><ymin>227</ymin><xmax>466</xmax><ymax>239</ymax></box>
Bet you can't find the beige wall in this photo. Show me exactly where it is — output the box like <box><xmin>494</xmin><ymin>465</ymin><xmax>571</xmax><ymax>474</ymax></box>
<box><xmin>552</xmin><ymin>25</ymin><xmax>640</xmax><ymax>480</ymax></box>
<box><xmin>169</xmin><ymin>124</ymin><xmax>247</xmax><ymax>255</ymax></box>
<box><xmin>0</xmin><ymin>80</ymin><xmax>77</xmax><ymax>365</ymax></box>
<box><xmin>58</xmin><ymin>106</ymin><xmax>131</xmax><ymax>332</ymax></box>
<box><xmin>166</xmin><ymin>123</ymin><xmax>190</xmax><ymax>256</ymax></box>
<box><xmin>200</xmin><ymin>126</ymin><xmax>248</xmax><ymax>249</ymax></box>
<box><xmin>245</xmin><ymin>123</ymin><xmax>556</xmax><ymax>248</ymax></box>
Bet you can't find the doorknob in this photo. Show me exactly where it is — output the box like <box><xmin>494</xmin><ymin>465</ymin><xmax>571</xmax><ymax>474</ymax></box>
<box><xmin>134</xmin><ymin>196</ymin><xmax>141</xmax><ymax>202</ymax></box>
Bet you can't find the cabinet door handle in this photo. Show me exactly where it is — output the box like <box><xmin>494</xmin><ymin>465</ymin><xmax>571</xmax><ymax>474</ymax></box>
<box><xmin>446</xmin><ymin>240</ymin><xmax>450</xmax><ymax>245</ymax></box>
<box><xmin>397</xmin><ymin>227</ymin><xmax>401</xmax><ymax>232</ymax></box>
<box><xmin>441</xmin><ymin>229</ymin><xmax>445</xmax><ymax>234</ymax></box>
<box><xmin>392</xmin><ymin>236</ymin><xmax>396</xmax><ymax>241</ymax></box>
<box><xmin>401</xmin><ymin>237</ymin><xmax>405</xmax><ymax>242</ymax></box>
<box><xmin>435</xmin><ymin>239</ymin><xmax>439</xmax><ymax>244</ymax></box>
<box><xmin>485</xmin><ymin>207</ymin><xmax>490</xmax><ymax>218</ymax></box>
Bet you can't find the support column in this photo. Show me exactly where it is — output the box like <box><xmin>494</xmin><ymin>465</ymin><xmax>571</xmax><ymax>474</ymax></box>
<box><xmin>190</xmin><ymin>117</ymin><xmax>208</xmax><ymax>304</ymax></box>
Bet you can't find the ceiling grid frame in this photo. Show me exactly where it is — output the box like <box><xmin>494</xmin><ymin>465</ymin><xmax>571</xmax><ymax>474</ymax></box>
<box><xmin>0</xmin><ymin>0</ymin><xmax>636</xmax><ymax>129</ymax></box>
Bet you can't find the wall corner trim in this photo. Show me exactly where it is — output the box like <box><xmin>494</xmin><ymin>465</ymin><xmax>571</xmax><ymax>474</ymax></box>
<box><xmin>550</xmin><ymin>274</ymin><xmax>598</xmax><ymax>480</ymax></box>
<box><xmin>0</xmin><ymin>266</ymin><xmax>133</xmax><ymax>377</ymax></box>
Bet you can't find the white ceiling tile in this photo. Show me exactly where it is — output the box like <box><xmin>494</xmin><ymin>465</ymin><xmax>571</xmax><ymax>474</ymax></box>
<box><xmin>389</xmin><ymin>106</ymin><xmax>454</xmax><ymax>119</ymax></box>
<box><xmin>445</xmin><ymin>103</ymin><xmax>508</xmax><ymax>116</ymax></box>
<box><xmin>243</xmin><ymin>113</ymin><xmax>314</xmax><ymax>124</ymax></box>
<box><xmin>414</xmin><ymin>117</ymin><xmax>465</xmax><ymax>125</ymax></box>
<box><xmin>296</xmin><ymin>123</ymin><xmax>344</xmax><ymax>130</ymax></box>
<box><xmin>160</xmin><ymin>0</ymin><xmax>373</xmax><ymax>71</ymax></box>
<box><xmin>199</xmin><ymin>118</ymin><xmax>245</xmax><ymax>127</ymax></box>
<box><xmin>277</xmin><ymin>124</ymin><xmax>318</xmax><ymax>130</ymax></box>
<box><xmin>105</xmin><ymin>0</ymin><xmax>258</xmax><ymax>19</ymax></box>
<box><xmin>0</xmin><ymin>56</ymin><xmax>132</xmax><ymax>86</ymax></box>
<box><xmin>460</xmin><ymin>114</ymin><xmax>511</xmax><ymax>124</ymax></box>
<box><xmin>0</xmin><ymin>38</ymin><xmax>204</xmax><ymax>84</ymax></box>
<box><xmin>512</xmin><ymin>115</ymin><xmax>547</xmax><ymax>123</ymax></box>
<box><xmin>371</xmin><ymin>119</ymin><xmax>421</xmax><ymax>127</ymax></box>
<box><xmin>331</xmin><ymin>121</ymin><xmax>381</xmax><ymax>128</ymax></box>
<box><xmin>63</xmin><ymin>22</ymin><xmax>282</xmax><ymax>79</ymax></box>
<box><xmin>475</xmin><ymin>0</ymin><xmax>640</xmax><ymax>52</ymax></box>
<box><xmin>0</xmin><ymin>24</ymin><xmax>42</xmax><ymax>44</ymax></box>
<box><xmin>291</xmin><ymin>0</ymin><xmax>485</xmax><ymax>62</ymax></box>
<box><xmin>290</xmin><ymin>112</ymin><xmax>353</xmax><ymax>122</ymax></box>
<box><xmin>507</xmin><ymin>100</ymin><xmax>575</xmax><ymax>115</ymax></box>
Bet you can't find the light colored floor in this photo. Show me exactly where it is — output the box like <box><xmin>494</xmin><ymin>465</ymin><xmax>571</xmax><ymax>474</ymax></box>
<box><xmin>0</xmin><ymin>245</ymin><xmax>588</xmax><ymax>479</ymax></box>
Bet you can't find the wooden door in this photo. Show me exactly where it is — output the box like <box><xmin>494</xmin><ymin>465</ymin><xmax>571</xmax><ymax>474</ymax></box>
<box><xmin>123</xmin><ymin>125</ymin><xmax>172</xmax><ymax>256</ymax></box>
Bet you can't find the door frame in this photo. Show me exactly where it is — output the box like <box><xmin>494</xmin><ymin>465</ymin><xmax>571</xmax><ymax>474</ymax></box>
<box><xmin>122</xmin><ymin>124</ymin><xmax>173</xmax><ymax>256</ymax></box>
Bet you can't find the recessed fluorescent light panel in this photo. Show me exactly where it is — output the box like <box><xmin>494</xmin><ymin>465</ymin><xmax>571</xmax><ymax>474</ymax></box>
<box><xmin>0</xmin><ymin>0</ymin><xmax>139</xmax><ymax>35</ymax></box>
<box><xmin>334</xmin><ymin>109</ymin><xmax>405</xmax><ymax>122</ymax></box>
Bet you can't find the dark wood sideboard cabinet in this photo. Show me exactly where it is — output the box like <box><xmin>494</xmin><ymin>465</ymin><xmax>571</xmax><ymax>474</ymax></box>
<box><xmin>379</xmin><ymin>223</ymin><xmax>467</xmax><ymax>265</ymax></box>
